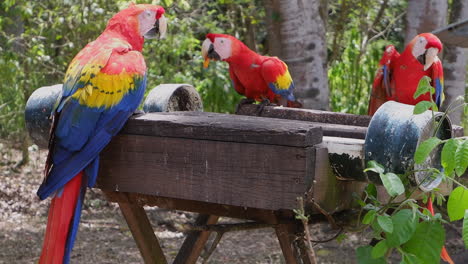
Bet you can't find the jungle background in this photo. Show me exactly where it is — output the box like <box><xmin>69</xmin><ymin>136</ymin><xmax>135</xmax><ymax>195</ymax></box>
<box><xmin>0</xmin><ymin>0</ymin><xmax>467</xmax><ymax>263</ymax></box>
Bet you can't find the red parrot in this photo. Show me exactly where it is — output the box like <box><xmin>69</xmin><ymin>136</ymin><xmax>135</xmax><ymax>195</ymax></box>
<box><xmin>369</xmin><ymin>33</ymin><xmax>452</xmax><ymax>264</ymax></box>
<box><xmin>201</xmin><ymin>33</ymin><xmax>301</xmax><ymax>109</ymax></box>
<box><xmin>37</xmin><ymin>4</ymin><xmax>167</xmax><ymax>263</ymax></box>
<box><xmin>368</xmin><ymin>33</ymin><xmax>444</xmax><ymax>115</ymax></box>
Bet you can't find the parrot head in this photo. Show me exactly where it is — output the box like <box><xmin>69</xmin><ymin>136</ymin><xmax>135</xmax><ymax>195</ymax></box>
<box><xmin>409</xmin><ymin>33</ymin><xmax>442</xmax><ymax>71</ymax></box>
<box><xmin>202</xmin><ymin>33</ymin><xmax>241</xmax><ymax>68</ymax></box>
<box><xmin>106</xmin><ymin>4</ymin><xmax>167</xmax><ymax>41</ymax></box>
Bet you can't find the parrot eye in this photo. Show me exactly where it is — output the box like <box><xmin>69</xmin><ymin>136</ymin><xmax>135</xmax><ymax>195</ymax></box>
<box><xmin>145</xmin><ymin>10</ymin><xmax>152</xmax><ymax>17</ymax></box>
<box><xmin>220</xmin><ymin>40</ymin><xmax>224</xmax><ymax>44</ymax></box>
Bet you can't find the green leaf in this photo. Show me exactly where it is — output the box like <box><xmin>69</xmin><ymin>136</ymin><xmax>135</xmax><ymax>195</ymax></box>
<box><xmin>447</xmin><ymin>186</ymin><xmax>468</xmax><ymax>221</ymax></box>
<box><xmin>371</xmin><ymin>240</ymin><xmax>388</xmax><ymax>259</ymax></box>
<box><xmin>379</xmin><ymin>172</ymin><xmax>404</xmax><ymax>197</ymax></box>
<box><xmin>413</xmin><ymin>76</ymin><xmax>432</xmax><ymax>99</ymax></box>
<box><xmin>365</xmin><ymin>160</ymin><xmax>385</xmax><ymax>174</ymax></box>
<box><xmin>386</xmin><ymin>209</ymin><xmax>418</xmax><ymax>247</ymax></box>
<box><xmin>455</xmin><ymin>139</ymin><xmax>468</xmax><ymax>176</ymax></box>
<box><xmin>402</xmin><ymin>221</ymin><xmax>445</xmax><ymax>264</ymax></box>
<box><xmin>365</xmin><ymin>183</ymin><xmax>377</xmax><ymax>198</ymax></box>
<box><xmin>441</xmin><ymin>139</ymin><xmax>459</xmax><ymax>176</ymax></box>
<box><xmin>377</xmin><ymin>214</ymin><xmax>393</xmax><ymax>233</ymax></box>
<box><xmin>401</xmin><ymin>253</ymin><xmax>421</xmax><ymax>264</ymax></box>
<box><xmin>414</xmin><ymin>137</ymin><xmax>442</xmax><ymax>164</ymax></box>
<box><xmin>463</xmin><ymin>210</ymin><xmax>468</xmax><ymax>249</ymax></box>
<box><xmin>413</xmin><ymin>101</ymin><xmax>433</xmax><ymax>115</ymax></box>
<box><xmin>363</xmin><ymin>210</ymin><xmax>377</xmax><ymax>225</ymax></box>
<box><xmin>356</xmin><ymin>246</ymin><xmax>386</xmax><ymax>264</ymax></box>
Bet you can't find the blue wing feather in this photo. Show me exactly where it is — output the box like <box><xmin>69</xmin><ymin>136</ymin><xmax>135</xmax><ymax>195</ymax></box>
<box><xmin>37</xmin><ymin>75</ymin><xmax>146</xmax><ymax>200</ymax></box>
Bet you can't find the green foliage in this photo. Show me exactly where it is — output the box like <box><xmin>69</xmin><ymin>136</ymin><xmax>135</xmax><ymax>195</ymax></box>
<box><xmin>455</xmin><ymin>139</ymin><xmax>468</xmax><ymax>176</ymax></box>
<box><xmin>356</xmin><ymin>246</ymin><xmax>386</xmax><ymax>264</ymax></box>
<box><xmin>414</xmin><ymin>137</ymin><xmax>442</xmax><ymax>164</ymax></box>
<box><xmin>327</xmin><ymin>0</ymin><xmax>406</xmax><ymax>115</ymax></box>
<box><xmin>385</xmin><ymin>209</ymin><xmax>417</xmax><ymax>247</ymax></box>
<box><xmin>441</xmin><ymin>138</ymin><xmax>459</xmax><ymax>176</ymax></box>
<box><xmin>379</xmin><ymin>172</ymin><xmax>404</xmax><ymax>197</ymax></box>
<box><xmin>354</xmin><ymin>78</ymin><xmax>468</xmax><ymax>262</ymax></box>
<box><xmin>464</xmin><ymin>210</ymin><xmax>468</xmax><ymax>249</ymax></box>
<box><xmin>402</xmin><ymin>221</ymin><xmax>445</xmax><ymax>264</ymax></box>
<box><xmin>447</xmin><ymin>186</ymin><xmax>468</xmax><ymax>222</ymax></box>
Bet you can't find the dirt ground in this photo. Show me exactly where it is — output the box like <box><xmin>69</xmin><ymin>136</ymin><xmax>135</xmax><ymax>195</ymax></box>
<box><xmin>0</xmin><ymin>143</ymin><xmax>466</xmax><ymax>264</ymax></box>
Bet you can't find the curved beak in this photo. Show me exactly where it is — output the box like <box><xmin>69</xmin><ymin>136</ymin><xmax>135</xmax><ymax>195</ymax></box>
<box><xmin>423</xmin><ymin>47</ymin><xmax>439</xmax><ymax>71</ymax></box>
<box><xmin>201</xmin><ymin>38</ymin><xmax>221</xmax><ymax>68</ymax></box>
<box><xmin>202</xmin><ymin>38</ymin><xmax>212</xmax><ymax>68</ymax></box>
<box><xmin>144</xmin><ymin>15</ymin><xmax>167</xmax><ymax>40</ymax></box>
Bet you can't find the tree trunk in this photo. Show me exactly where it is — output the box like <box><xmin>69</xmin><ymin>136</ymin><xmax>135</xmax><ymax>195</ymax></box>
<box><xmin>405</xmin><ymin>0</ymin><xmax>448</xmax><ymax>45</ymax></box>
<box><xmin>263</xmin><ymin>0</ymin><xmax>329</xmax><ymax>110</ymax></box>
<box><xmin>440</xmin><ymin>0</ymin><xmax>468</xmax><ymax>125</ymax></box>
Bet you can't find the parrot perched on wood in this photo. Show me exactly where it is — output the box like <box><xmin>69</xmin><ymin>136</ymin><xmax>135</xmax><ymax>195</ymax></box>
<box><xmin>37</xmin><ymin>4</ymin><xmax>167</xmax><ymax>263</ymax></box>
<box><xmin>368</xmin><ymin>33</ymin><xmax>444</xmax><ymax>115</ymax></box>
<box><xmin>368</xmin><ymin>33</ymin><xmax>453</xmax><ymax>264</ymax></box>
<box><xmin>201</xmin><ymin>33</ymin><xmax>301</xmax><ymax>111</ymax></box>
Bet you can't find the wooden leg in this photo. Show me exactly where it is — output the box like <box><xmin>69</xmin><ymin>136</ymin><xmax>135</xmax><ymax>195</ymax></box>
<box><xmin>275</xmin><ymin>223</ymin><xmax>301</xmax><ymax>264</ymax></box>
<box><xmin>118</xmin><ymin>202</ymin><xmax>167</xmax><ymax>264</ymax></box>
<box><xmin>173</xmin><ymin>214</ymin><xmax>219</xmax><ymax>264</ymax></box>
<box><xmin>275</xmin><ymin>221</ymin><xmax>315</xmax><ymax>264</ymax></box>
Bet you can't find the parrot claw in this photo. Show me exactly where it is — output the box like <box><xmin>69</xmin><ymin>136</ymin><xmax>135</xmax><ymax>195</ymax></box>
<box><xmin>235</xmin><ymin>98</ymin><xmax>256</xmax><ymax>114</ymax></box>
<box><xmin>256</xmin><ymin>99</ymin><xmax>276</xmax><ymax>116</ymax></box>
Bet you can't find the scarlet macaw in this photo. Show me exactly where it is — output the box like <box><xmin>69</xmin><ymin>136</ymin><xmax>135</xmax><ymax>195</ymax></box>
<box><xmin>201</xmin><ymin>33</ymin><xmax>301</xmax><ymax>110</ymax></box>
<box><xmin>368</xmin><ymin>33</ymin><xmax>452</xmax><ymax>264</ymax></box>
<box><xmin>368</xmin><ymin>33</ymin><xmax>444</xmax><ymax>115</ymax></box>
<box><xmin>37</xmin><ymin>4</ymin><xmax>167</xmax><ymax>263</ymax></box>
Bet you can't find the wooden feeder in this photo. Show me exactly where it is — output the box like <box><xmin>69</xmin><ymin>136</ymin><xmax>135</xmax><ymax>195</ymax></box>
<box><xmin>25</xmin><ymin>84</ymin><xmax>462</xmax><ymax>264</ymax></box>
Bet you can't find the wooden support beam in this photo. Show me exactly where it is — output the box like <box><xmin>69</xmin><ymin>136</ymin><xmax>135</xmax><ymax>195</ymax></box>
<box><xmin>173</xmin><ymin>214</ymin><xmax>219</xmax><ymax>264</ymax></box>
<box><xmin>102</xmin><ymin>191</ymin><xmax>287</xmax><ymax>224</ymax></box>
<box><xmin>275</xmin><ymin>223</ymin><xmax>301</xmax><ymax>264</ymax></box>
<box><xmin>117</xmin><ymin>201</ymin><xmax>167</xmax><ymax>264</ymax></box>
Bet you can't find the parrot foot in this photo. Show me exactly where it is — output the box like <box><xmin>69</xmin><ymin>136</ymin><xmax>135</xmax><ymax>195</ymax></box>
<box><xmin>235</xmin><ymin>98</ymin><xmax>256</xmax><ymax>114</ymax></box>
<box><xmin>256</xmin><ymin>99</ymin><xmax>276</xmax><ymax>116</ymax></box>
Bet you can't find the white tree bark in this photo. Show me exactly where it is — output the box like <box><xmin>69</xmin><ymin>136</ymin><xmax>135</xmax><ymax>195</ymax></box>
<box><xmin>264</xmin><ymin>0</ymin><xmax>329</xmax><ymax>110</ymax></box>
<box><xmin>441</xmin><ymin>0</ymin><xmax>468</xmax><ymax>125</ymax></box>
<box><xmin>405</xmin><ymin>0</ymin><xmax>448</xmax><ymax>45</ymax></box>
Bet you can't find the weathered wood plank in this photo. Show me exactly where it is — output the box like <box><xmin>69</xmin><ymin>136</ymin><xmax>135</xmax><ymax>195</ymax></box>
<box><xmin>98</xmin><ymin>134</ymin><xmax>315</xmax><ymax>211</ymax></box>
<box><xmin>235</xmin><ymin>105</ymin><xmax>368</xmax><ymax>139</ymax></box>
<box><xmin>173</xmin><ymin>214</ymin><xmax>219</xmax><ymax>264</ymax></box>
<box><xmin>117</xmin><ymin>201</ymin><xmax>167</xmax><ymax>264</ymax></box>
<box><xmin>121</xmin><ymin>111</ymin><xmax>323</xmax><ymax>147</ymax></box>
<box><xmin>236</xmin><ymin>104</ymin><xmax>371</xmax><ymax>127</ymax></box>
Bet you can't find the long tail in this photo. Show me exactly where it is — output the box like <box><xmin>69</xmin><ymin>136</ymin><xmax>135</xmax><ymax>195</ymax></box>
<box><xmin>39</xmin><ymin>171</ymin><xmax>86</xmax><ymax>264</ymax></box>
<box><xmin>426</xmin><ymin>197</ymin><xmax>455</xmax><ymax>264</ymax></box>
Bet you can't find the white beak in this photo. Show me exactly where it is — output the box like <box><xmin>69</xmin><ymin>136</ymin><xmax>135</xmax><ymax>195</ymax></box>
<box><xmin>158</xmin><ymin>15</ymin><xmax>167</xmax><ymax>39</ymax></box>
<box><xmin>424</xmin><ymin>47</ymin><xmax>439</xmax><ymax>71</ymax></box>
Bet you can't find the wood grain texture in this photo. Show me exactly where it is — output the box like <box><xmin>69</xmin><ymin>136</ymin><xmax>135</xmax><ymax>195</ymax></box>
<box><xmin>118</xmin><ymin>202</ymin><xmax>167</xmax><ymax>264</ymax></box>
<box><xmin>237</xmin><ymin>104</ymin><xmax>371</xmax><ymax>127</ymax></box>
<box><xmin>236</xmin><ymin>105</ymin><xmax>368</xmax><ymax>139</ymax></box>
<box><xmin>121</xmin><ymin>111</ymin><xmax>323</xmax><ymax>147</ymax></box>
<box><xmin>98</xmin><ymin>134</ymin><xmax>315</xmax><ymax>211</ymax></box>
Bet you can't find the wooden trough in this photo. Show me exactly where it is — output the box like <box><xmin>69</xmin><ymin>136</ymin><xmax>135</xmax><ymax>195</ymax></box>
<box><xmin>25</xmin><ymin>84</ymin><xmax>462</xmax><ymax>264</ymax></box>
